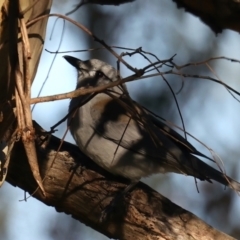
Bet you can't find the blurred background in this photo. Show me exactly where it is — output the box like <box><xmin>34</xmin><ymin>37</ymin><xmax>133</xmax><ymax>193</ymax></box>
<box><xmin>1</xmin><ymin>0</ymin><xmax>240</xmax><ymax>239</ymax></box>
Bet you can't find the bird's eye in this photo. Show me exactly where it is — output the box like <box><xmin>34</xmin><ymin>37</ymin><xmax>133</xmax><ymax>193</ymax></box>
<box><xmin>95</xmin><ymin>71</ymin><xmax>104</xmax><ymax>78</ymax></box>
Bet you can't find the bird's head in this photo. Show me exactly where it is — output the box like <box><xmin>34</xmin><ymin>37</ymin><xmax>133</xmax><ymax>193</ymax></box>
<box><xmin>63</xmin><ymin>56</ymin><xmax>120</xmax><ymax>89</ymax></box>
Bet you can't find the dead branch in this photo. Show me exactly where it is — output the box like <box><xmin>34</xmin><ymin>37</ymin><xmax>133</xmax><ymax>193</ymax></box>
<box><xmin>173</xmin><ymin>0</ymin><xmax>240</xmax><ymax>33</ymax></box>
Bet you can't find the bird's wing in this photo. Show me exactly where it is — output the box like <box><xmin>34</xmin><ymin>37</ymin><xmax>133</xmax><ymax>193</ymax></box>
<box><xmin>90</xmin><ymin>94</ymin><xmax>193</xmax><ymax>167</ymax></box>
<box><xmin>89</xmin><ymin>93</ymin><xmax>240</xmax><ymax>190</ymax></box>
<box><xmin>147</xmin><ymin>112</ymin><xmax>214</xmax><ymax>161</ymax></box>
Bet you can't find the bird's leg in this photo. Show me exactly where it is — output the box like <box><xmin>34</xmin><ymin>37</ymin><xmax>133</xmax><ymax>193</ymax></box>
<box><xmin>100</xmin><ymin>180</ymin><xmax>138</xmax><ymax>222</ymax></box>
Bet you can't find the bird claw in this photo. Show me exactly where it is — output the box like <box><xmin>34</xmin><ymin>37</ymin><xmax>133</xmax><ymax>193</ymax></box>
<box><xmin>100</xmin><ymin>204</ymin><xmax>113</xmax><ymax>222</ymax></box>
<box><xmin>100</xmin><ymin>193</ymin><xmax>120</xmax><ymax>222</ymax></box>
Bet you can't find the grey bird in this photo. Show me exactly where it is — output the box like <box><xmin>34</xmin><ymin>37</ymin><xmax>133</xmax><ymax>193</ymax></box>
<box><xmin>64</xmin><ymin>55</ymin><xmax>240</xmax><ymax>192</ymax></box>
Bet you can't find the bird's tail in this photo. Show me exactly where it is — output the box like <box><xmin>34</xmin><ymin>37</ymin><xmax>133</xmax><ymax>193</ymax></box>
<box><xmin>184</xmin><ymin>155</ymin><xmax>240</xmax><ymax>192</ymax></box>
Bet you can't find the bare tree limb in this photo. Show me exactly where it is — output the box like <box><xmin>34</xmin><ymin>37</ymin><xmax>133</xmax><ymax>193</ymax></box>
<box><xmin>6</xmin><ymin>122</ymin><xmax>236</xmax><ymax>240</ymax></box>
<box><xmin>66</xmin><ymin>0</ymin><xmax>135</xmax><ymax>15</ymax></box>
<box><xmin>173</xmin><ymin>0</ymin><xmax>240</xmax><ymax>33</ymax></box>
<box><xmin>66</xmin><ymin>0</ymin><xmax>240</xmax><ymax>33</ymax></box>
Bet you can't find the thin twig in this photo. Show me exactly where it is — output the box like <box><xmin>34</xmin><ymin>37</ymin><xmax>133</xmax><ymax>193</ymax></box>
<box><xmin>26</xmin><ymin>13</ymin><xmax>138</xmax><ymax>73</ymax></box>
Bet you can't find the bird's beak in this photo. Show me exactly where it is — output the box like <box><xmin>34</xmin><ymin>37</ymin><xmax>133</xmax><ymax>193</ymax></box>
<box><xmin>63</xmin><ymin>55</ymin><xmax>81</xmax><ymax>69</ymax></box>
<box><xmin>64</xmin><ymin>55</ymin><xmax>97</xmax><ymax>107</ymax></box>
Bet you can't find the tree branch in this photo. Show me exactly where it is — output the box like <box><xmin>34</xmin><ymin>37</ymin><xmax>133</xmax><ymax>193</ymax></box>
<box><xmin>6</xmin><ymin>122</ymin><xmax>236</xmax><ymax>240</ymax></box>
<box><xmin>173</xmin><ymin>0</ymin><xmax>240</xmax><ymax>33</ymax></box>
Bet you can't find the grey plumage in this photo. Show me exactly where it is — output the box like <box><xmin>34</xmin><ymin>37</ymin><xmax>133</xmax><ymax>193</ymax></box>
<box><xmin>64</xmin><ymin>55</ymin><xmax>240</xmax><ymax>192</ymax></box>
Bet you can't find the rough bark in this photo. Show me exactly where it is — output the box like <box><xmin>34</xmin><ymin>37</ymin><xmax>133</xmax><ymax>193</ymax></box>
<box><xmin>6</xmin><ymin>123</ymin><xmax>236</xmax><ymax>240</ymax></box>
<box><xmin>0</xmin><ymin>0</ymin><xmax>52</xmax><ymax>141</ymax></box>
